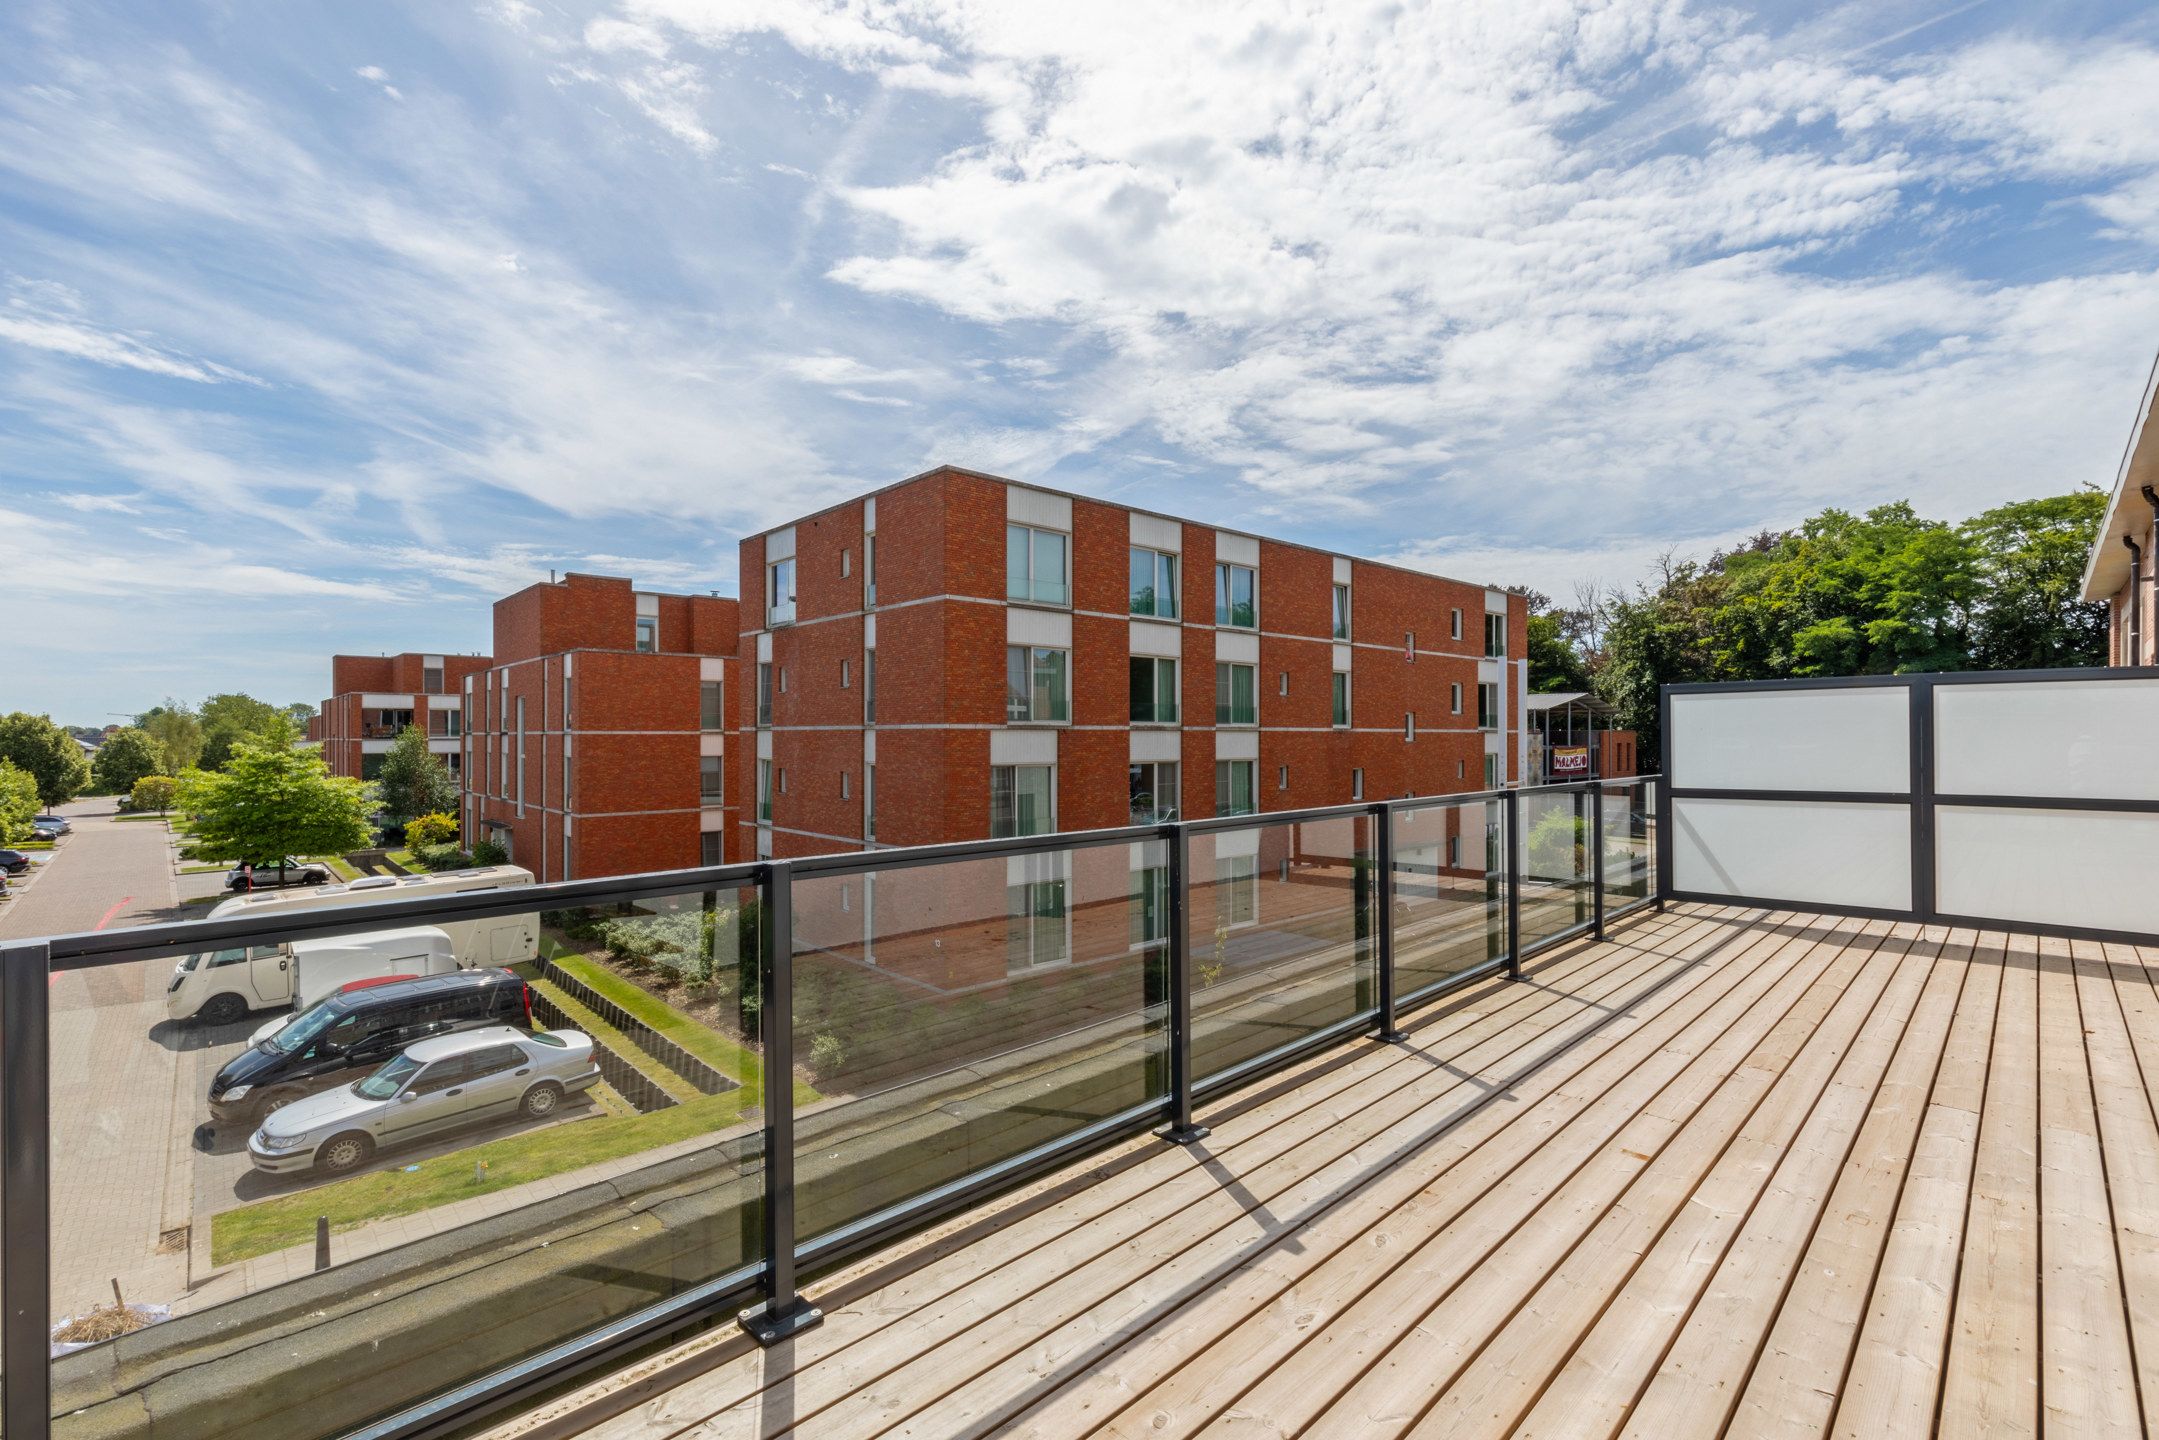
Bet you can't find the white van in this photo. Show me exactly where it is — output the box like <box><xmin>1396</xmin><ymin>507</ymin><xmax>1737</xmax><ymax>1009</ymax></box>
<box><xmin>165</xmin><ymin>866</ymin><xmax>538</xmax><ymax>1025</ymax></box>
<box><xmin>288</xmin><ymin>926</ymin><xmax>460</xmax><ymax>1009</ymax></box>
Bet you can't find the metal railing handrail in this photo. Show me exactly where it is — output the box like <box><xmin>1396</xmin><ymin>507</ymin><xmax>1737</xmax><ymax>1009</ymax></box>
<box><xmin>0</xmin><ymin>775</ymin><xmax>1657</xmax><ymax>1440</ymax></box>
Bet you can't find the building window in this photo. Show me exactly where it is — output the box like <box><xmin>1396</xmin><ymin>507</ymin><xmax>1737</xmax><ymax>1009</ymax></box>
<box><xmin>1215</xmin><ymin>662</ymin><xmax>1257</xmax><ymax>726</ymax></box>
<box><xmin>757</xmin><ymin>664</ymin><xmax>772</xmax><ymax>727</ymax></box>
<box><xmin>1007</xmin><ymin>879</ymin><xmax>1069</xmax><ymax>971</ymax></box>
<box><xmin>1006</xmin><ymin>524</ymin><xmax>1070</xmax><ymax>606</ymax></box>
<box><xmin>1485</xmin><ymin>752</ymin><xmax>1501</xmax><ymax>788</ymax></box>
<box><xmin>423</xmin><ymin>664</ymin><xmax>443</xmax><ymax>694</ymax></box>
<box><xmin>635</xmin><ymin>616</ymin><xmax>659</xmax><ymax>653</ymax></box>
<box><xmin>778</xmin><ymin>766</ymin><xmax>788</xmax><ymax>795</ymax></box>
<box><xmin>841</xmin><ymin>658</ymin><xmax>851</xmax><ymax>690</ymax></box>
<box><xmin>1332</xmin><ymin>584</ymin><xmax>1351</xmax><ymax>640</ymax></box>
<box><xmin>1279</xmin><ymin>671</ymin><xmax>1289</xmax><ymax>696</ymax></box>
<box><xmin>562</xmin><ymin>748</ymin><xmax>571</xmax><ymax>811</ymax></box>
<box><xmin>1129</xmin><ymin>761</ymin><xmax>1179</xmax><ymax>824</ymax></box>
<box><xmin>864</xmin><ymin>763</ymin><xmax>875</xmax><ymax>843</ymax></box>
<box><xmin>768</xmin><ymin>558</ymin><xmax>796</xmax><ymax>626</ymax></box>
<box><xmin>1129</xmin><ymin>547</ymin><xmax>1179</xmax><ymax>618</ymax></box>
<box><xmin>1451</xmin><ymin>608</ymin><xmax>1463</xmax><ymax>641</ymax></box>
<box><xmin>1451</xmin><ymin>682</ymin><xmax>1463</xmax><ymax>715</ymax></box>
<box><xmin>701</xmin><ymin>832</ymin><xmax>722</xmax><ymax>866</ymax></box>
<box><xmin>514</xmin><ymin>698</ymin><xmax>526</xmax><ymax>814</ymax></box>
<box><xmin>700</xmin><ymin>755</ymin><xmax>723</xmax><ymax>805</ymax></box>
<box><xmin>1214</xmin><ymin>563</ymin><xmax>1256</xmax><ymax>628</ymax></box>
<box><xmin>1405</xmin><ymin>711</ymin><xmax>1416</xmax><ymax>742</ymax></box>
<box><xmin>864</xmin><ymin>533</ymin><xmax>877</xmax><ymax>607</ymax></box>
<box><xmin>1005</xmin><ymin>646</ymin><xmax>1070</xmax><ymax>723</ymax></box>
<box><xmin>1130</xmin><ymin>656</ymin><xmax>1178</xmax><ymax>725</ymax></box>
<box><xmin>1331</xmin><ymin>672</ymin><xmax>1350</xmax><ymax>727</ymax></box>
<box><xmin>990</xmin><ymin>764</ymin><xmax>1056</xmax><ymax>838</ymax></box>
<box><xmin>757</xmin><ymin>760</ymin><xmax>773</xmax><ymax>821</ymax></box>
<box><xmin>700</xmin><ymin>681</ymin><xmax>724</xmax><ymax>730</ymax></box>
<box><xmin>1219</xmin><ymin>855</ymin><xmax>1257</xmax><ymax>925</ymax></box>
<box><xmin>1485</xmin><ymin>612</ymin><xmax>1507</xmax><ymax>658</ymax></box>
<box><xmin>1277</xmin><ymin>764</ymin><xmax>1288</xmax><ymax>791</ymax></box>
<box><xmin>778</xmin><ymin>667</ymin><xmax>787</xmax><ymax>694</ymax></box>
<box><xmin>841</xmin><ymin>770</ymin><xmax>851</xmax><ymax>801</ymax></box>
<box><xmin>1215</xmin><ymin>759</ymin><xmax>1256</xmax><ymax>817</ymax></box>
<box><xmin>428</xmin><ymin>708</ymin><xmax>461</xmax><ymax>738</ymax></box>
<box><xmin>1352</xmin><ymin>767</ymin><xmax>1364</xmax><ymax>800</ymax></box>
<box><xmin>1478</xmin><ymin>682</ymin><xmax>1499</xmax><ymax>731</ymax></box>
<box><xmin>865</xmin><ymin>650</ymin><xmax>876</xmax><ymax>725</ymax></box>
<box><xmin>841</xmin><ymin>548</ymin><xmax>851</xmax><ymax>578</ymax></box>
<box><xmin>1131</xmin><ymin>865</ymin><xmax>1170</xmax><ymax>949</ymax></box>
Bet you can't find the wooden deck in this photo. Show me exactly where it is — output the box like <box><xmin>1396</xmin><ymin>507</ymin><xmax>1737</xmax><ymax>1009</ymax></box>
<box><xmin>491</xmin><ymin>903</ymin><xmax>2159</xmax><ymax>1439</ymax></box>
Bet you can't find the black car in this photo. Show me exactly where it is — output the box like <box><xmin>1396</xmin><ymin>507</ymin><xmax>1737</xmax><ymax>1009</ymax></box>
<box><xmin>0</xmin><ymin>851</ymin><xmax>29</xmax><ymax>876</ymax></box>
<box><xmin>207</xmin><ymin>968</ymin><xmax>533</xmax><ymax>1127</ymax></box>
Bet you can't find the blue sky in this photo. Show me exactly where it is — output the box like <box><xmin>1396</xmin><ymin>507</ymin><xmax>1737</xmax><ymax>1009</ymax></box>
<box><xmin>5</xmin><ymin>0</ymin><xmax>2159</xmax><ymax>721</ymax></box>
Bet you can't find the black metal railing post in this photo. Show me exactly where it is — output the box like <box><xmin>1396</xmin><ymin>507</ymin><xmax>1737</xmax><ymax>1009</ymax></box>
<box><xmin>1373</xmin><ymin>804</ymin><xmax>1404</xmax><ymax>1042</ymax></box>
<box><xmin>1591</xmin><ymin>785</ymin><xmax>1607</xmax><ymax>941</ymax></box>
<box><xmin>1158</xmin><ymin>823</ymin><xmax>1209</xmax><ymax>1144</ymax></box>
<box><xmin>2</xmin><ymin>941</ymin><xmax>52</xmax><ymax>1440</ymax></box>
<box><xmin>1505</xmin><ymin>789</ymin><xmax>1523</xmax><ymax>980</ymax></box>
<box><xmin>738</xmin><ymin>862</ymin><xmax>822</xmax><ymax>1345</ymax></box>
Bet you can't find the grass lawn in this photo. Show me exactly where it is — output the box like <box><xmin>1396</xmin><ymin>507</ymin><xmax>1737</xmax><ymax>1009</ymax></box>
<box><xmin>113</xmin><ymin>814</ymin><xmax>173</xmax><ymax>823</ymax></box>
<box><xmin>385</xmin><ymin>848</ymin><xmax>419</xmax><ymax>871</ymax></box>
<box><xmin>210</xmin><ymin>1092</ymin><xmax>744</xmax><ymax>1265</ymax></box>
<box><xmin>543</xmin><ymin>945</ymin><xmax>817</xmax><ymax>1108</ymax></box>
<box><xmin>308</xmin><ymin>855</ymin><xmax>362</xmax><ymax>882</ymax></box>
<box><xmin>13</xmin><ymin>839</ymin><xmax>55</xmax><ymax>851</ymax></box>
<box><xmin>178</xmin><ymin>862</ymin><xmax>227</xmax><ymax>875</ymax></box>
<box><xmin>530</xmin><ymin>979</ymin><xmax>702</xmax><ymax>1107</ymax></box>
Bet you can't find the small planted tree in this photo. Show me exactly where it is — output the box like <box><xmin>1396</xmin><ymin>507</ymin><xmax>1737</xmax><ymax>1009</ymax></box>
<box><xmin>375</xmin><ymin>725</ymin><xmax>459</xmax><ymax>825</ymax></box>
<box><xmin>92</xmin><ymin>727</ymin><xmax>161</xmax><ymax>795</ymax></box>
<box><xmin>404</xmin><ymin>811</ymin><xmax>459</xmax><ymax>849</ymax></box>
<box><xmin>130</xmin><ymin>775</ymin><xmax>179</xmax><ymax>817</ymax></box>
<box><xmin>0</xmin><ymin>760</ymin><xmax>37</xmax><ymax>845</ymax></box>
<box><xmin>178</xmin><ymin>722</ymin><xmax>374</xmax><ymax>885</ymax></box>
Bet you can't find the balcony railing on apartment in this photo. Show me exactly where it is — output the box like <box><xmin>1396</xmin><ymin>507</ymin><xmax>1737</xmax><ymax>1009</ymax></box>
<box><xmin>0</xmin><ymin>775</ymin><xmax>1653</xmax><ymax>1440</ymax></box>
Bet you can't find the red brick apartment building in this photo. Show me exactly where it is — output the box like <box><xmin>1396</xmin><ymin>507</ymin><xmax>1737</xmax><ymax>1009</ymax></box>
<box><xmin>309</xmin><ymin>653</ymin><xmax>490</xmax><ymax>781</ymax></box>
<box><xmin>461</xmin><ymin>573</ymin><xmax>737</xmax><ymax>881</ymax></box>
<box><xmin>737</xmin><ymin>466</ymin><xmax>1530</xmax><ymax>862</ymax></box>
<box><xmin>2086</xmin><ymin>361</ymin><xmax>2159</xmax><ymax>666</ymax></box>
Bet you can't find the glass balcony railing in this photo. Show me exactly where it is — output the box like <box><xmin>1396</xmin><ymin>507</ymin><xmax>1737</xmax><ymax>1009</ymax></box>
<box><xmin>0</xmin><ymin>778</ymin><xmax>1654</xmax><ymax>1440</ymax></box>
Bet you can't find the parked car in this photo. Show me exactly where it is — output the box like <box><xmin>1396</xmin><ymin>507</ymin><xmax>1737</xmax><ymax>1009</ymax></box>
<box><xmin>208</xmin><ymin>968</ymin><xmax>533</xmax><ymax>1125</ymax></box>
<box><xmin>0</xmin><ymin>851</ymin><xmax>30</xmax><ymax>876</ymax></box>
<box><xmin>225</xmin><ymin>857</ymin><xmax>332</xmax><ymax>891</ymax></box>
<box><xmin>32</xmin><ymin>815</ymin><xmax>70</xmax><ymax>835</ymax></box>
<box><xmin>247</xmin><ymin>1025</ymin><xmax>598</xmax><ymax>1175</ymax></box>
<box><xmin>30</xmin><ymin>822</ymin><xmax>64</xmax><ymax>841</ymax></box>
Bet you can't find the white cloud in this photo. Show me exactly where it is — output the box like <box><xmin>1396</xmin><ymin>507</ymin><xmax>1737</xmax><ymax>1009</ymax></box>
<box><xmin>0</xmin><ymin>505</ymin><xmax>402</xmax><ymax>602</ymax></box>
<box><xmin>0</xmin><ymin>305</ymin><xmax>263</xmax><ymax>385</ymax></box>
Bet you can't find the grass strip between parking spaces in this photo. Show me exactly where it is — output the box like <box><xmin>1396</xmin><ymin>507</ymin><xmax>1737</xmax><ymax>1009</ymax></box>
<box><xmin>542</xmin><ymin>946</ymin><xmax>816</xmax><ymax>1109</ymax></box>
<box><xmin>529</xmin><ymin>978</ymin><xmax>705</xmax><ymax>1108</ymax></box>
<box><xmin>385</xmin><ymin>848</ymin><xmax>419</xmax><ymax>872</ymax></box>
<box><xmin>208</xmin><ymin>1091</ymin><xmax>742</xmax><ymax>1266</ymax></box>
<box><xmin>306</xmin><ymin>855</ymin><xmax>362</xmax><ymax>882</ymax></box>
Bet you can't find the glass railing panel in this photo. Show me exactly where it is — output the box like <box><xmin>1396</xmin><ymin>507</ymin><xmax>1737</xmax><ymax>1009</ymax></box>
<box><xmin>790</xmin><ymin>836</ymin><xmax>1164</xmax><ymax>1244</ymax></box>
<box><xmin>1188</xmin><ymin>813</ymin><xmax>1376</xmax><ymax>1083</ymax></box>
<box><xmin>1600</xmin><ymin>779</ymin><xmax>1653</xmax><ymax>910</ymax></box>
<box><xmin>1390</xmin><ymin>796</ymin><xmax>1507</xmax><ymax>999</ymax></box>
<box><xmin>47</xmin><ymin>874</ymin><xmax>764</xmax><ymax>1440</ymax></box>
<box><xmin>1519</xmin><ymin>787</ymin><xmax>1595</xmax><ymax>950</ymax></box>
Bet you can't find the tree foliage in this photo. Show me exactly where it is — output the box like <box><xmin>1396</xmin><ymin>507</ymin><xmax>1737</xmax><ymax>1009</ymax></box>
<box><xmin>375</xmin><ymin>725</ymin><xmax>460</xmax><ymax>823</ymax></box>
<box><xmin>130</xmin><ymin>775</ymin><xmax>178</xmax><ymax>816</ymax></box>
<box><xmin>91</xmin><ymin>727</ymin><xmax>162</xmax><ymax>795</ymax></box>
<box><xmin>138</xmin><ymin>702</ymin><xmax>205</xmax><ymax>775</ymax></box>
<box><xmin>0</xmin><ymin>760</ymin><xmax>37</xmax><ymax>845</ymax></box>
<box><xmin>404</xmin><ymin>811</ymin><xmax>459</xmax><ymax>848</ymax></box>
<box><xmin>0</xmin><ymin>712</ymin><xmax>90</xmax><ymax>809</ymax></box>
<box><xmin>199</xmin><ymin>693</ymin><xmax>286</xmax><ymax>771</ymax></box>
<box><xmin>177</xmin><ymin>722</ymin><xmax>374</xmax><ymax>874</ymax></box>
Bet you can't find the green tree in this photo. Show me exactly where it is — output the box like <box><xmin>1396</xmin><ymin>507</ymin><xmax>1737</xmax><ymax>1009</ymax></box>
<box><xmin>177</xmin><ymin>724</ymin><xmax>373</xmax><ymax>883</ymax></box>
<box><xmin>139</xmin><ymin>702</ymin><xmax>205</xmax><ymax>775</ymax></box>
<box><xmin>1525</xmin><ymin>611</ymin><xmax>1593</xmax><ymax>693</ymax></box>
<box><xmin>91</xmin><ymin>727</ymin><xmax>161</xmax><ymax>795</ymax></box>
<box><xmin>130</xmin><ymin>775</ymin><xmax>178</xmax><ymax>816</ymax></box>
<box><xmin>198</xmin><ymin>693</ymin><xmax>289</xmax><ymax>771</ymax></box>
<box><xmin>375</xmin><ymin>725</ymin><xmax>459</xmax><ymax>824</ymax></box>
<box><xmin>0</xmin><ymin>760</ymin><xmax>37</xmax><ymax>845</ymax></box>
<box><xmin>0</xmin><ymin>712</ymin><xmax>90</xmax><ymax>809</ymax></box>
<box><xmin>1961</xmin><ymin>491</ymin><xmax>2109</xmax><ymax>670</ymax></box>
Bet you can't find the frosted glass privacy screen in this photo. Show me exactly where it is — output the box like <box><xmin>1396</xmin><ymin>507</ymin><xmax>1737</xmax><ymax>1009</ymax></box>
<box><xmin>1672</xmin><ymin>797</ymin><xmax>1911</xmax><ymax>910</ymax></box>
<box><xmin>1669</xmin><ymin>686</ymin><xmax>1909</xmax><ymax>794</ymax></box>
<box><xmin>1936</xmin><ymin>806</ymin><xmax>2159</xmax><ymax>935</ymax></box>
<box><xmin>1934</xmin><ymin>678</ymin><xmax>2159</xmax><ymax>803</ymax></box>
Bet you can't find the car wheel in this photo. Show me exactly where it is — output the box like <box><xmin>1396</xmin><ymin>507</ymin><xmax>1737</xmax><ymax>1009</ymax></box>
<box><xmin>315</xmin><ymin>1132</ymin><xmax>374</xmax><ymax>1176</ymax></box>
<box><xmin>255</xmin><ymin>1089</ymin><xmax>303</xmax><ymax>1123</ymax></box>
<box><xmin>198</xmin><ymin>993</ymin><xmax>248</xmax><ymax>1026</ymax></box>
<box><xmin>519</xmin><ymin>1082</ymin><xmax>565</xmax><ymax>1120</ymax></box>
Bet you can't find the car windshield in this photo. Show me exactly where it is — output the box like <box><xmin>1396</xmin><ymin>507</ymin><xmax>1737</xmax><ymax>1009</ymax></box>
<box><xmin>270</xmin><ymin>1002</ymin><xmax>347</xmax><ymax>1054</ymax></box>
<box><xmin>354</xmin><ymin>1054</ymin><xmax>421</xmax><ymax>1101</ymax></box>
<box><xmin>527</xmin><ymin>1031</ymin><xmax>567</xmax><ymax>1048</ymax></box>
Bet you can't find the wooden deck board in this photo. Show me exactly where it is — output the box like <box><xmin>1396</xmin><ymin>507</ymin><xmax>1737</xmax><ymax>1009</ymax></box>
<box><xmin>481</xmin><ymin>905</ymin><xmax>2159</xmax><ymax>1440</ymax></box>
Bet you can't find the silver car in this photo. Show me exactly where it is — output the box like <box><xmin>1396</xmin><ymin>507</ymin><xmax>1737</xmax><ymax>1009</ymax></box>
<box><xmin>248</xmin><ymin>1025</ymin><xmax>599</xmax><ymax>1176</ymax></box>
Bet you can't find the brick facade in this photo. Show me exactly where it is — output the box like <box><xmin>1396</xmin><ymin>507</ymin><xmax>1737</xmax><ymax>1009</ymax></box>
<box><xmin>462</xmin><ymin>574</ymin><xmax>738</xmax><ymax>881</ymax></box>
<box><xmin>310</xmin><ymin>652</ymin><xmax>490</xmax><ymax>783</ymax></box>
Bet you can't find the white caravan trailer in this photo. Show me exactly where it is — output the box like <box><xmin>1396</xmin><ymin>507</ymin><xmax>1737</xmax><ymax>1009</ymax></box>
<box><xmin>164</xmin><ymin>866</ymin><xmax>538</xmax><ymax>1024</ymax></box>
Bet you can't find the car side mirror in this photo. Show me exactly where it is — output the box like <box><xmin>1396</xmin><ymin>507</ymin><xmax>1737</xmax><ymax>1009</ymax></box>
<box><xmin>397</xmin><ymin>1092</ymin><xmax>417</xmax><ymax>1104</ymax></box>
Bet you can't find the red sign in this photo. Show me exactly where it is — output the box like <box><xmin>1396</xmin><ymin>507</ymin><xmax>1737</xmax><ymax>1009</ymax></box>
<box><xmin>1550</xmin><ymin>746</ymin><xmax>1590</xmax><ymax>776</ymax></box>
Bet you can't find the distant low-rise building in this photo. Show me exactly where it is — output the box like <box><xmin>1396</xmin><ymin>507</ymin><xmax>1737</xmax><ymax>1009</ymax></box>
<box><xmin>310</xmin><ymin>653</ymin><xmax>490</xmax><ymax>782</ymax></box>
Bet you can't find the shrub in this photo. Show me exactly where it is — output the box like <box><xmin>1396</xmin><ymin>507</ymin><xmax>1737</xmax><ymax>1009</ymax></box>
<box><xmin>808</xmin><ymin>1031</ymin><xmax>847</xmax><ymax>1081</ymax></box>
<box><xmin>471</xmin><ymin>838</ymin><xmax>509</xmax><ymax>867</ymax></box>
<box><xmin>404</xmin><ymin>812</ymin><xmax>459</xmax><ymax>849</ymax></box>
<box><xmin>129</xmin><ymin>775</ymin><xmax>179</xmax><ymax>816</ymax></box>
<box><xmin>412</xmin><ymin>842</ymin><xmax>475</xmax><ymax>872</ymax></box>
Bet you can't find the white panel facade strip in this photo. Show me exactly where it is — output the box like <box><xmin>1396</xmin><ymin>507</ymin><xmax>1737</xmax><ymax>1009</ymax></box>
<box><xmin>1215</xmin><ymin>729</ymin><xmax>1259</xmax><ymax>761</ymax></box>
<box><xmin>1130</xmin><ymin>621</ymin><xmax>1182</xmax><ymax>658</ymax></box>
<box><xmin>990</xmin><ymin>727</ymin><xmax>1058</xmax><ymax>766</ymax></box>
<box><xmin>634</xmin><ymin>591</ymin><xmax>659</xmax><ymax>616</ymax></box>
<box><xmin>361</xmin><ymin>740</ymin><xmax>394</xmax><ymax>755</ymax></box>
<box><xmin>756</xmin><ymin>632</ymin><xmax>773</xmax><ymax>663</ymax></box>
<box><xmin>1934</xmin><ymin>677</ymin><xmax>2159</xmax><ymax>801</ymax></box>
<box><xmin>430</xmin><ymin>695</ymin><xmax>462</xmax><ymax>712</ymax></box>
<box><xmin>426</xmin><ymin>740</ymin><xmax>458</xmax><ymax>754</ymax></box>
<box><xmin>1670</xmin><ymin>686</ymin><xmax>1910</xmax><ymax>793</ymax></box>
<box><xmin>361</xmin><ymin>693</ymin><xmax>421</xmax><ymax>710</ymax></box>
<box><xmin>1485</xmin><ymin>588</ymin><xmax>1508</xmax><ymax>613</ymax></box>
<box><xmin>863</xmin><ymin>614</ymin><xmax>876</xmax><ymax>647</ymax></box>
<box><xmin>755</xmin><ymin>730</ymin><xmax>773</xmax><ymax>760</ymax></box>
<box><xmin>1211</xmin><ymin>828</ymin><xmax>1261</xmax><ymax>860</ymax></box>
<box><xmin>1130</xmin><ymin>513</ymin><xmax>1182</xmax><ymax>552</ymax></box>
<box><xmin>700</xmin><ymin>811</ymin><xmax>725</xmax><ymax>833</ymax></box>
<box><xmin>1215</xmin><ymin>630</ymin><xmax>1259</xmax><ymax>664</ymax></box>
<box><xmin>1007</xmin><ymin>607</ymin><xmax>1074</xmax><ymax>648</ymax></box>
<box><xmin>863</xmin><ymin>496</ymin><xmax>875</xmax><ymax>529</ymax></box>
<box><xmin>699</xmin><ymin>733</ymin><xmax>724</xmax><ymax>757</ymax></box>
<box><xmin>1007</xmin><ymin>849</ymin><xmax>1072</xmax><ymax>886</ymax></box>
<box><xmin>1332</xmin><ymin>556</ymin><xmax>1352</xmax><ymax>584</ymax></box>
<box><xmin>1332</xmin><ymin>643</ymin><xmax>1351</xmax><ymax>670</ymax></box>
<box><xmin>1130</xmin><ymin>728</ymin><xmax>1180</xmax><ymax>763</ymax></box>
<box><xmin>1672</xmin><ymin>797</ymin><xmax>1911</xmax><ymax>909</ymax></box>
<box><xmin>766</xmin><ymin>526</ymin><xmax>796</xmax><ymax>561</ymax></box>
<box><xmin>1936</xmin><ymin>806</ymin><xmax>2159</xmax><ymax>935</ymax></box>
<box><xmin>1007</xmin><ymin>485</ymin><xmax>1072</xmax><ymax>530</ymax></box>
<box><xmin>423</xmin><ymin>654</ymin><xmax>445</xmax><ymax>666</ymax></box>
<box><xmin>862</xmin><ymin>730</ymin><xmax>875</xmax><ymax>764</ymax></box>
<box><xmin>1215</xmin><ymin>532</ymin><xmax>1259</xmax><ymax>566</ymax></box>
<box><xmin>699</xmin><ymin>657</ymin><xmax>726</xmax><ymax>681</ymax></box>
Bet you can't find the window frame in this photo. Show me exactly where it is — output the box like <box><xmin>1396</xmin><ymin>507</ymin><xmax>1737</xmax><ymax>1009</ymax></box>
<box><xmin>1005</xmin><ymin>523</ymin><xmax>1071</xmax><ymax>607</ymax></box>
<box><xmin>1215</xmin><ymin>661</ymin><xmax>1257</xmax><ymax>726</ymax></box>
<box><xmin>1128</xmin><ymin>546</ymin><xmax>1179</xmax><ymax>619</ymax></box>
<box><xmin>1128</xmin><ymin>760</ymin><xmax>1180</xmax><ymax>824</ymax></box>
<box><xmin>1129</xmin><ymin>655</ymin><xmax>1179</xmax><ymax>725</ymax></box>
<box><xmin>1330</xmin><ymin>671</ymin><xmax>1350</xmax><ymax>728</ymax></box>
<box><xmin>1004</xmin><ymin>645</ymin><xmax>1071</xmax><ymax>724</ymax></box>
<box><xmin>767</xmin><ymin>558</ymin><xmax>797</xmax><ymax>626</ymax></box>
<box><xmin>989</xmin><ymin>763</ymin><xmax>1057</xmax><ymax>838</ymax></box>
<box><xmin>1213</xmin><ymin>562</ymin><xmax>1257</xmax><ymax>628</ymax></box>
<box><xmin>1214</xmin><ymin>758</ymin><xmax>1257</xmax><ymax>818</ymax></box>
<box><xmin>1331</xmin><ymin>583</ymin><xmax>1351</xmax><ymax>640</ymax></box>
